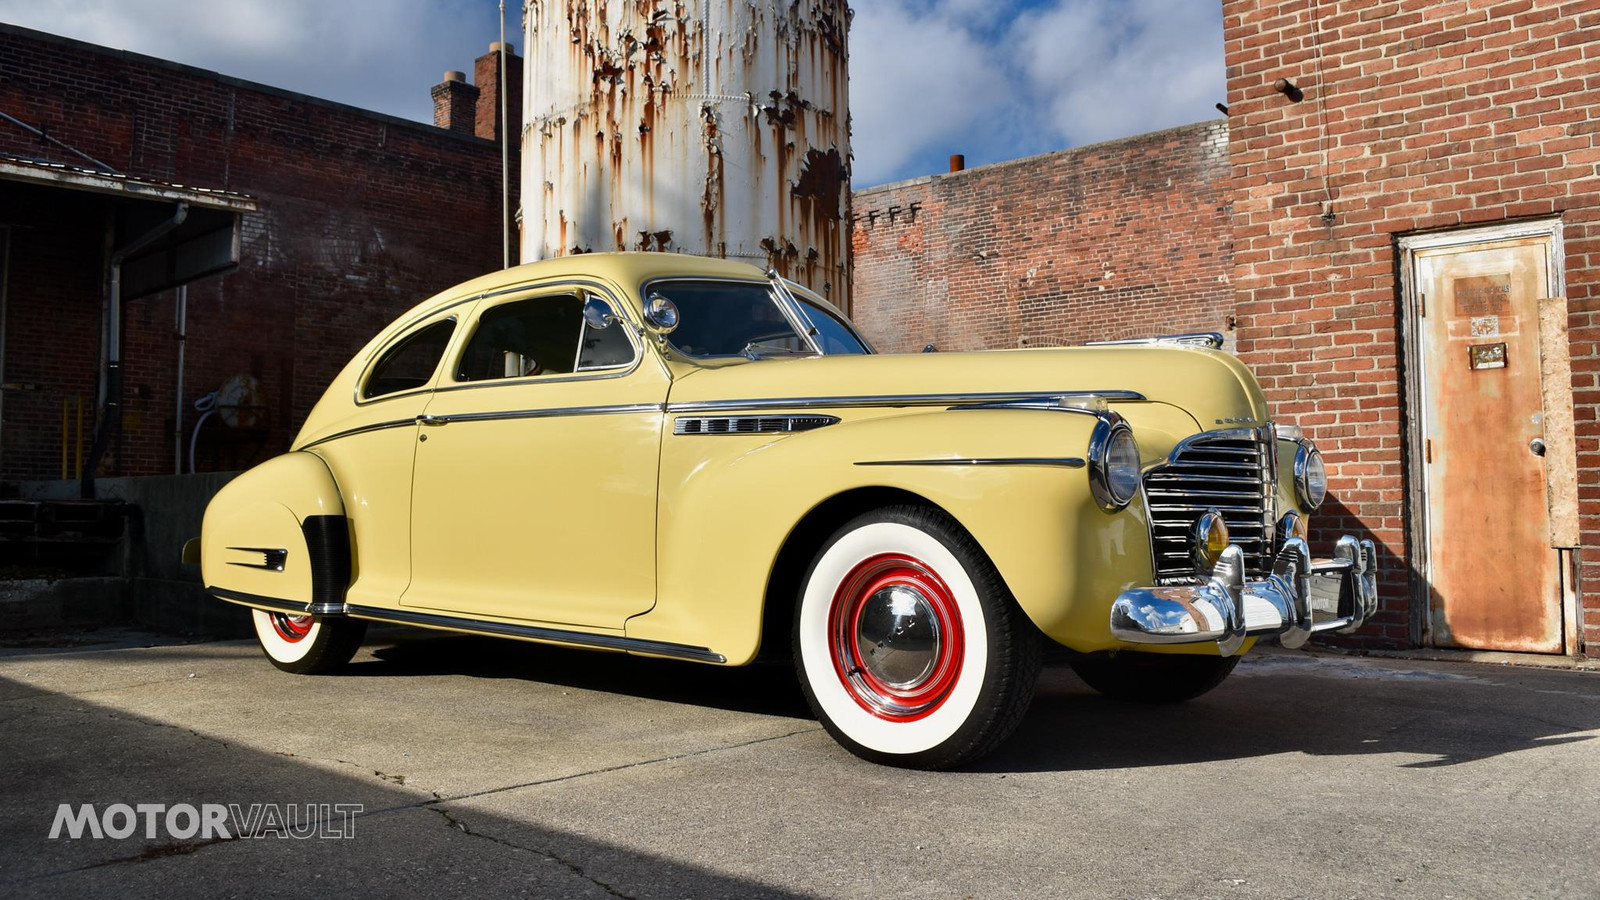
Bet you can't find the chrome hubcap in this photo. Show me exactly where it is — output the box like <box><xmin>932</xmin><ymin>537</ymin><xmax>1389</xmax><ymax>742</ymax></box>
<box><xmin>828</xmin><ymin>553</ymin><xmax>965</xmax><ymax>721</ymax></box>
<box><xmin>855</xmin><ymin>585</ymin><xmax>941</xmax><ymax>688</ymax></box>
<box><xmin>270</xmin><ymin>613</ymin><xmax>314</xmax><ymax>643</ymax></box>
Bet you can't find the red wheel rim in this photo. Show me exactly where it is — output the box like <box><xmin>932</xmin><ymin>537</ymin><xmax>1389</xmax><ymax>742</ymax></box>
<box><xmin>828</xmin><ymin>553</ymin><xmax>964</xmax><ymax>721</ymax></box>
<box><xmin>270</xmin><ymin>613</ymin><xmax>314</xmax><ymax>643</ymax></box>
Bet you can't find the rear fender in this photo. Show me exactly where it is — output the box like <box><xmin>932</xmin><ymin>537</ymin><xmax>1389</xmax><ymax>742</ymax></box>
<box><xmin>201</xmin><ymin>452</ymin><xmax>350</xmax><ymax>614</ymax></box>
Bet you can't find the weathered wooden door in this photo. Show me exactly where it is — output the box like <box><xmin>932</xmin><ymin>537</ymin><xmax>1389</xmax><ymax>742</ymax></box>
<box><xmin>1409</xmin><ymin>229</ymin><xmax>1565</xmax><ymax>653</ymax></box>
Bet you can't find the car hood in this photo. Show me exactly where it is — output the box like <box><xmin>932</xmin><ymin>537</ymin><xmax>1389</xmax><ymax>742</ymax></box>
<box><xmin>667</xmin><ymin>346</ymin><xmax>1272</xmax><ymax>448</ymax></box>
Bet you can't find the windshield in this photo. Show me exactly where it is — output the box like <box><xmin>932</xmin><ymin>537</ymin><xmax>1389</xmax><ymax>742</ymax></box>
<box><xmin>789</xmin><ymin>289</ymin><xmax>872</xmax><ymax>355</ymax></box>
<box><xmin>649</xmin><ymin>279</ymin><xmax>873</xmax><ymax>359</ymax></box>
<box><xmin>652</xmin><ymin>281</ymin><xmax>801</xmax><ymax>358</ymax></box>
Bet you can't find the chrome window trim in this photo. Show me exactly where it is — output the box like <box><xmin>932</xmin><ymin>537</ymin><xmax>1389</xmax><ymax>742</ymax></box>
<box><xmin>354</xmin><ymin>315</ymin><xmax>460</xmax><ymax>406</ymax></box>
<box><xmin>766</xmin><ymin>268</ymin><xmax>824</xmax><ymax>356</ymax></box>
<box><xmin>666</xmin><ymin>389</ymin><xmax>1147</xmax><ymax>414</ymax></box>
<box><xmin>444</xmin><ymin>281</ymin><xmax>644</xmax><ymax>390</ymax></box>
<box><xmin>855</xmin><ymin>457</ymin><xmax>1087</xmax><ymax>469</ymax></box>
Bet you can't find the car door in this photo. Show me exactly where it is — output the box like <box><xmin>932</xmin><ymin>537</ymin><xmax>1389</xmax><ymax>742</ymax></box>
<box><xmin>310</xmin><ymin>310</ymin><xmax>461</xmax><ymax>610</ymax></box>
<box><xmin>401</xmin><ymin>282</ymin><xmax>666</xmax><ymax>629</ymax></box>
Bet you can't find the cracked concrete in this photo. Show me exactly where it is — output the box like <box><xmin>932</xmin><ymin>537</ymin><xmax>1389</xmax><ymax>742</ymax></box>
<box><xmin>1</xmin><ymin>626</ymin><xmax>1598</xmax><ymax>898</ymax></box>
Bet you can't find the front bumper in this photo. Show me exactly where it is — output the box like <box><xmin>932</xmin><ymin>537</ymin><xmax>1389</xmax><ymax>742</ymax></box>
<box><xmin>1109</xmin><ymin>536</ymin><xmax>1378</xmax><ymax>655</ymax></box>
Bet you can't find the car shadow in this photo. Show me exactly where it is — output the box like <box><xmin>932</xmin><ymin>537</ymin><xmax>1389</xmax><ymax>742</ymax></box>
<box><xmin>0</xmin><ymin>672</ymin><xmax>825</xmax><ymax>898</ymax></box>
<box><xmin>351</xmin><ymin>627</ymin><xmax>813</xmax><ymax>720</ymax></box>
<box><xmin>976</xmin><ymin>655</ymin><xmax>1599</xmax><ymax>773</ymax></box>
<box><xmin>347</xmin><ymin>628</ymin><xmax>1599</xmax><ymax>774</ymax></box>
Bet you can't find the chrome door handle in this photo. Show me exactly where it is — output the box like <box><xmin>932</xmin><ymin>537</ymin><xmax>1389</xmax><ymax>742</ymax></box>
<box><xmin>418</xmin><ymin>414</ymin><xmax>449</xmax><ymax>426</ymax></box>
<box><xmin>1529</xmin><ymin>437</ymin><xmax>1546</xmax><ymax>457</ymax></box>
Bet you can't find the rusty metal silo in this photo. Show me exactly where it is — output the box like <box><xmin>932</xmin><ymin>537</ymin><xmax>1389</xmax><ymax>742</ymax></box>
<box><xmin>522</xmin><ymin>0</ymin><xmax>852</xmax><ymax>306</ymax></box>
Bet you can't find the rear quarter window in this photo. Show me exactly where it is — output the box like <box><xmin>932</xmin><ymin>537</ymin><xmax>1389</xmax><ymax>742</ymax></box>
<box><xmin>361</xmin><ymin>319</ymin><xmax>456</xmax><ymax>400</ymax></box>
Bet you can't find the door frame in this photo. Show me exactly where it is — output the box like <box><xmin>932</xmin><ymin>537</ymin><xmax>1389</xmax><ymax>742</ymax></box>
<box><xmin>1396</xmin><ymin>216</ymin><xmax>1574</xmax><ymax>653</ymax></box>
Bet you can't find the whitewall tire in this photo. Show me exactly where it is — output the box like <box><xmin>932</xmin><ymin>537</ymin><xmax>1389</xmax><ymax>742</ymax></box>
<box><xmin>251</xmin><ymin>609</ymin><xmax>367</xmax><ymax>674</ymax></box>
<box><xmin>794</xmin><ymin>506</ymin><xmax>1041</xmax><ymax>769</ymax></box>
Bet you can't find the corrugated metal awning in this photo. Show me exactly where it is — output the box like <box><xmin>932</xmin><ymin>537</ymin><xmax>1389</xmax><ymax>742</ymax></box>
<box><xmin>0</xmin><ymin>153</ymin><xmax>257</xmax><ymax>212</ymax></box>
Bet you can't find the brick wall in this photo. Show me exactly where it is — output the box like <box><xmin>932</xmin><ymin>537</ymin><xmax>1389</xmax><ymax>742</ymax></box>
<box><xmin>850</xmin><ymin>121</ymin><xmax>1234</xmax><ymax>353</ymax></box>
<box><xmin>1224</xmin><ymin>0</ymin><xmax>1600</xmax><ymax>653</ymax></box>
<box><xmin>0</xmin><ymin>24</ymin><xmax>512</xmax><ymax>480</ymax></box>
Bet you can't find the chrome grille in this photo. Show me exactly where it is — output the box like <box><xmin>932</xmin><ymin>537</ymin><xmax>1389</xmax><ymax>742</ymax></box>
<box><xmin>1143</xmin><ymin>426</ymin><xmax>1276</xmax><ymax>583</ymax></box>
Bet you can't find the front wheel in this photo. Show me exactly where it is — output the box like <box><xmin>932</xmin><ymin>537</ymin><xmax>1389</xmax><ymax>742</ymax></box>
<box><xmin>251</xmin><ymin>609</ymin><xmax>368</xmax><ymax>674</ymax></box>
<box><xmin>1070</xmin><ymin>651</ymin><xmax>1239</xmax><ymax>703</ymax></box>
<box><xmin>793</xmin><ymin>506</ymin><xmax>1040</xmax><ymax>769</ymax></box>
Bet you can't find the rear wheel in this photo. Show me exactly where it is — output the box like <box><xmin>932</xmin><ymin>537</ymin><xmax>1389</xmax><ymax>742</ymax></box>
<box><xmin>251</xmin><ymin>609</ymin><xmax>367</xmax><ymax>674</ymax></box>
<box><xmin>1070</xmin><ymin>651</ymin><xmax>1239</xmax><ymax>703</ymax></box>
<box><xmin>793</xmin><ymin>506</ymin><xmax>1040</xmax><ymax>769</ymax></box>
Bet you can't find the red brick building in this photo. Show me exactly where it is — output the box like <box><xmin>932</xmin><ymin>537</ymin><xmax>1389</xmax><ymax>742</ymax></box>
<box><xmin>1226</xmin><ymin>0</ymin><xmax>1599</xmax><ymax>657</ymax></box>
<box><xmin>0</xmin><ymin>24</ymin><xmax>517</xmax><ymax>484</ymax></box>
<box><xmin>853</xmin><ymin>1</ymin><xmax>1599</xmax><ymax>657</ymax></box>
<box><xmin>852</xmin><ymin>122</ymin><xmax>1235</xmax><ymax>352</ymax></box>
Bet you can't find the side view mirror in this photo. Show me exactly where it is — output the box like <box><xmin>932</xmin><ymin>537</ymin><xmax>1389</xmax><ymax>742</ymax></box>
<box><xmin>582</xmin><ymin>296</ymin><xmax>617</xmax><ymax>330</ymax></box>
<box><xmin>643</xmin><ymin>293</ymin><xmax>679</xmax><ymax>334</ymax></box>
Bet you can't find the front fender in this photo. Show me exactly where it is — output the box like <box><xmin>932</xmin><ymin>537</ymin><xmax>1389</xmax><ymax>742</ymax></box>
<box><xmin>200</xmin><ymin>452</ymin><xmax>348</xmax><ymax>612</ymax></box>
<box><xmin>635</xmin><ymin>407</ymin><xmax>1162</xmax><ymax>664</ymax></box>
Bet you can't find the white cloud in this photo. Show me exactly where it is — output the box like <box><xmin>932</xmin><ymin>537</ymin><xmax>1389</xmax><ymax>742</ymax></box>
<box><xmin>848</xmin><ymin>0</ymin><xmax>1223</xmax><ymax>185</ymax></box>
<box><xmin>1010</xmin><ymin>0</ymin><xmax>1226</xmax><ymax>148</ymax></box>
<box><xmin>1</xmin><ymin>1</ymin><xmax>1223</xmax><ymax>185</ymax></box>
<box><xmin>847</xmin><ymin>1</ymin><xmax>1011</xmax><ymax>186</ymax></box>
<box><xmin>0</xmin><ymin>0</ymin><xmax>503</xmax><ymax>122</ymax></box>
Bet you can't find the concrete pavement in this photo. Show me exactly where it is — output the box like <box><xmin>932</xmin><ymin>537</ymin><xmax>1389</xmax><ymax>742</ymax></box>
<box><xmin>1</xmin><ymin>626</ymin><xmax>1597</xmax><ymax>898</ymax></box>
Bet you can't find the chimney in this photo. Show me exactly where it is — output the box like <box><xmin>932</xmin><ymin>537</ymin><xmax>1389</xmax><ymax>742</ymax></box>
<box><xmin>949</xmin><ymin>154</ymin><xmax>966</xmax><ymax>173</ymax></box>
<box><xmin>474</xmin><ymin>42</ymin><xmax>524</xmax><ymax>143</ymax></box>
<box><xmin>431</xmin><ymin>71</ymin><xmax>479</xmax><ymax>134</ymax></box>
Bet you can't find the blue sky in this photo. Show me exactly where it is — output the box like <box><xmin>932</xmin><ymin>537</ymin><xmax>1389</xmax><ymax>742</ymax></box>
<box><xmin>0</xmin><ymin>0</ymin><xmax>1226</xmax><ymax>187</ymax></box>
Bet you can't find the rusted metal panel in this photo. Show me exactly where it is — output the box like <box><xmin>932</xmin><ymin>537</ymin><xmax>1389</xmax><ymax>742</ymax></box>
<box><xmin>522</xmin><ymin>0</ymin><xmax>852</xmax><ymax>307</ymax></box>
<box><xmin>1537</xmin><ymin>295</ymin><xmax>1579</xmax><ymax>549</ymax></box>
<box><xmin>1416</xmin><ymin>237</ymin><xmax>1563</xmax><ymax>653</ymax></box>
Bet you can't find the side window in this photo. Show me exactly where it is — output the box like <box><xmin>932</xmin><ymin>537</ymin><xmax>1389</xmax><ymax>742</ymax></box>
<box><xmin>576</xmin><ymin>312</ymin><xmax>635</xmax><ymax>371</ymax></box>
<box><xmin>362</xmin><ymin>319</ymin><xmax>456</xmax><ymax>400</ymax></box>
<box><xmin>457</xmin><ymin>295</ymin><xmax>585</xmax><ymax>382</ymax></box>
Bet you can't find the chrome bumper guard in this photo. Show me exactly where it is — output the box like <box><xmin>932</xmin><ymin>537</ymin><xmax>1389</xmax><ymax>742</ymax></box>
<box><xmin>1109</xmin><ymin>537</ymin><xmax>1378</xmax><ymax>655</ymax></box>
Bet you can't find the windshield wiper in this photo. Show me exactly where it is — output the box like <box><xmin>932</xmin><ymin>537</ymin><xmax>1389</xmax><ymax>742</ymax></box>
<box><xmin>742</xmin><ymin>340</ymin><xmax>814</xmax><ymax>361</ymax></box>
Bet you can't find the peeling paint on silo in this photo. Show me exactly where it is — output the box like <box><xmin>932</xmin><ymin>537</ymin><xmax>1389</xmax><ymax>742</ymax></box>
<box><xmin>522</xmin><ymin>0</ymin><xmax>853</xmax><ymax>307</ymax></box>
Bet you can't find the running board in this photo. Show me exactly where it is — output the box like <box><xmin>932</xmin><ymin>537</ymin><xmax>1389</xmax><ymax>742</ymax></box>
<box><xmin>345</xmin><ymin>605</ymin><xmax>727</xmax><ymax>664</ymax></box>
<box><xmin>207</xmin><ymin>587</ymin><xmax>726</xmax><ymax>664</ymax></box>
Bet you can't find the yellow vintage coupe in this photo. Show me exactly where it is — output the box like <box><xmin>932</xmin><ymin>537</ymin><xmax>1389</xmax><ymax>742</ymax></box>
<box><xmin>198</xmin><ymin>253</ymin><xmax>1376</xmax><ymax>768</ymax></box>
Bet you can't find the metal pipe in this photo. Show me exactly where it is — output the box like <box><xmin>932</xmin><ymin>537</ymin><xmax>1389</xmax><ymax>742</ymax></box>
<box><xmin>0</xmin><ymin>111</ymin><xmax>121</xmax><ymax>175</ymax></box>
<box><xmin>0</xmin><ymin>226</ymin><xmax>10</xmax><ymax>474</ymax></box>
<box><xmin>500</xmin><ymin>0</ymin><xmax>510</xmax><ymax>269</ymax></box>
<box><xmin>173</xmin><ymin>285</ymin><xmax>187</xmax><ymax>475</ymax></box>
<box><xmin>82</xmin><ymin>202</ymin><xmax>188</xmax><ymax>497</ymax></box>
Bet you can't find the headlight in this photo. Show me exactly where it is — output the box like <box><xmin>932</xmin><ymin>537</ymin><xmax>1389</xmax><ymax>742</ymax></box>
<box><xmin>1294</xmin><ymin>443</ymin><xmax>1327</xmax><ymax>511</ymax></box>
<box><xmin>1089</xmin><ymin>416</ymin><xmax>1141</xmax><ymax>511</ymax></box>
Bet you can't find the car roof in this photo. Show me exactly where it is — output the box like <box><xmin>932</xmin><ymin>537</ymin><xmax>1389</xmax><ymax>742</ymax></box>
<box><xmin>427</xmin><ymin>252</ymin><xmax>771</xmax><ymax>311</ymax></box>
